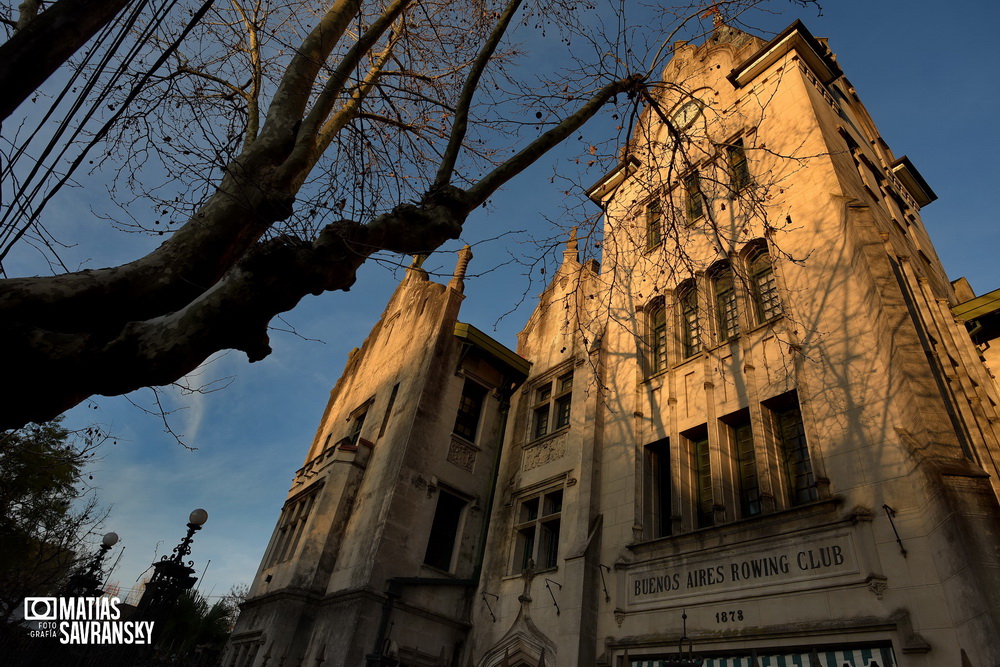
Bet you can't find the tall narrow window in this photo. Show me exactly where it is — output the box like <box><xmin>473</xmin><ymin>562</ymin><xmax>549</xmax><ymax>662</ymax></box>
<box><xmin>678</xmin><ymin>281</ymin><xmax>701</xmax><ymax>359</ymax></box>
<box><xmin>453</xmin><ymin>380</ymin><xmax>487</xmax><ymax>442</ymax></box>
<box><xmin>513</xmin><ymin>487</ymin><xmax>563</xmax><ymax>572</ymax></box>
<box><xmin>688</xmin><ymin>428</ymin><xmax>714</xmax><ymax>529</ymax></box>
<box><xmin>555</xmin><ymin>373</ymin><xmax>572</xmax><ymax>429</ymax></box>
<box><xmin>684</xmin><ymin>173</ymin><xmax>704</xmax><ymax>221</ymax></box>
<box><xmin>269</xmin><ymin>488</ymin><xmax>319</xmax><ymax>566</ymax></box>
<box><xmin>531</xmin><ymin>371</ymin><xmax>573</xmax><ymax>439</ymax></box>
<box><xmin>533</xmin><ymin>384</ymin><xmax>551</xmax><ymax>438</ymax></box>
<box><xmin>770</xmin><ymin>397</ymin><xmax>817</xmax><ymax>505</ymax></box>
<box><xmin>423</xmin><ymin>489</ymin><xmax>466</xmax><ymax>571</ymax></box>
<box><xmin>713</xmin><ymin>265</ymin><xmax>740</xmax><ymax>342</ymax></box>
<box><xmin>348</xmin><ymin>404</ymin><xmax>369</xmax><ymax>446</ymax></box>
<box><xmin>727</xmin><ymin>139</ymin><xmax>751</xmax><ymax>191</ymax></box>
<box><xmin>648</xmin><ymin>301</ymin><xmax>667</xmax><ymax>375</ymax></box>
<box><xmin>748</xmin><ymin>246</ymin><xmax>781</xmax><ymax>323</ymax></box>
<box><xmin>644</xmin><ymin>439</ymin><xmax>671</xmax><ymax>538</ymax></box>
<box><xmin>646</xmin><ymin>199</ymin><xmax>662</xmax><ymax>248</ymax></box>
<box><xmin>730</xmin><ymin>417</ymin><xmax>761</xmax><ymax>518</ymax></box>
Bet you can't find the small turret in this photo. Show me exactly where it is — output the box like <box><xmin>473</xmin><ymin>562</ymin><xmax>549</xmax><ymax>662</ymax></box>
<box><xmin>448</xmin><ymin>245</ymin><xmax>473</xmax><ymax>293</ymax></box>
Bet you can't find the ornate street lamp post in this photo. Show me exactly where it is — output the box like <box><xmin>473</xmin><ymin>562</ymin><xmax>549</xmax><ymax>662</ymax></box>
<box><xmin>65</xmin><ymin>531</ymin><xmax>119</xmax><ymax>597</ymax></box>
<box><xmin>133</xmin><ymin>509</ymin><xmax>209</xmax><ymax>645</ymax></box>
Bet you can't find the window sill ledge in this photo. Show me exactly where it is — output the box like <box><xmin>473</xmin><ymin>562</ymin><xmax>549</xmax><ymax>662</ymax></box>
<box><xmin>503</xmin><ymin>565</ymin><xmax>558</xmax><ymax>581</ymax></box>
<box><xmin>626</xmin><ymin>497</ymin><xmax>842</xmax><ymax>554</ymax></box>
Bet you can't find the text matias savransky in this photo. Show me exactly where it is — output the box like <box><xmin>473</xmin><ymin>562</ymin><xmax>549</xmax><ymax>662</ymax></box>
<box><xmin>26</xmin><ymin>597</ymin><xmax>154</xmax><ymax>645</ymax></box>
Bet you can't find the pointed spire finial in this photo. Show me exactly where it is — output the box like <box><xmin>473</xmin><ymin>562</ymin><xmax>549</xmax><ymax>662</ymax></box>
<box><xmin>563</xmin><ymin>227</ymin><xmax>579</xmax><ymax>265</ymax></box>
<box><xmin>407</xmin><ymin>253</ymin><xmax>429</xmax><ymax>281</ymax></box>
<box><xmin>449</xmin><ymin>245</ymin><xmax>473</xmax><ymax>293</ymax></box>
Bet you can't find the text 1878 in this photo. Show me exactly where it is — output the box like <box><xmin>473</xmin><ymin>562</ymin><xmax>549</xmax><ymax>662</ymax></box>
<box><xmin>715</xmin><ymin>610</ymin><xmax>743</xmax><ymax>623</ymax></box>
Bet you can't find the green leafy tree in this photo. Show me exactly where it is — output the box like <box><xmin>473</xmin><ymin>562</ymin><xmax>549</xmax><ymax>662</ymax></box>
<box><xmin>0</xmin><ymin>419</ymin><xmax>108</xmax><ymax>622</ymax></box>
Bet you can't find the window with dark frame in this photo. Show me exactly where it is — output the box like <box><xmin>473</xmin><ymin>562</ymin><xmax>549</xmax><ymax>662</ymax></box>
<box><xmin>684</xmin><ymin>172</ymin><xmax>704</xmax><ymax>221</ymax></box>
<box><xmin>749</xmin><ymin>246</ymin><xmax>781</xmax><ymax>323</ymax></box>
<box><xmin>713</xmin><ymin>265</ymin><xmax>740</xmax><ymax>342</ymax></box>
<box><xmin>423</xmin><ymin>489</ymin><xmax>466</xmax><ymax>571</ymax></box>
<box><xmin>268</xmin><ymin>488</ymin><xmax>319</xmax><ymax>566</ymax></box>
<box><xmin>727</xmin><ymin>138</ymin><xmax>751</xmax><ymax>191</ymax></box>
<box><xmin>767</xmin><ymin>394</ymin><xmax>818</xmax><ymax>506</ymax></box>
<box><xmin>678</xmin><ymin>281</ymin><xmax>701</xmax><ymax>359</ymax></box>
<box><xmin>646</xmin><ymin>198</ymin><xmax>662</xmax><ymax>249</ymax></box>
<box><xmin>453</xmin><ymin>379</ymin><xmax>487</xmax><ymax>442</ymax></box>
<box><xmin>348</xmin><ymin>404</ymin><xmax>369</xmax><ymax>446</ymax></box>
<box><xmin>670</xmin><ymin>394</ymin><xmax>815</xmax><ymax>533</ymax></box>
<box><xmin>512</xmin><ymin>487</ymin><xmax>563</xmax><ymax>573</ymax></box>
<box><xmin>648</xmin><ymin>301</ymin><xmax>667</xmax><ymax>375</ymax></box>
<box><xmin>644</xmin><ymin>439</ymin><xmax>671</xmax><ymax>538</ymax></box>
<box><xmin>688</xmin><ymin>427</ymin><xmax>714</xmax><ymax>529</ymax></box>
<box><xmin>531</xmin><ymin>371</ymin><xmax>573</xmax><ymax>439</ymax></box>
<box><xmin>730</xmin><ymin>416</ymin><xmax>761</xmax><ymax>518</ymax></box>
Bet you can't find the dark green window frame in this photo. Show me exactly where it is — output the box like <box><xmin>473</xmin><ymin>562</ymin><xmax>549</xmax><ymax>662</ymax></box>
<box><xmin>684</xmin><ymin>172</ymin><xmax>704</xmax><ymax>221</ymax></box>
<box><xmin>727</xmin><ymin>139</ymin><xmax>751</xmax><ymax>191</ymax></box>
<box><xmin>453</xmin><ymin>379</ymin><xmax>487</xmax><ymax>441</ymax></box>
<box><xmin>678</xmin><ymin>281</ymin><xmax>701</xmax><ymax>358</ymax></box>
<box><xmin>513</xmin><ymin>487</ymin><xmax>563</xmax><ymax>572</ymax></box>
<box><xmin>749</xmin><ymin>246</ymin><xmax>781</xmax><ymax>323</ymax></box>
<box><xmin>531</xmin><ymin>371</ymin><xmax>573</xmax><ymax>439</ymax></box>
<box><xmin>713</xmin><ymin>266</ymin><xmax>740</xmax><ymax>342</ymax></box>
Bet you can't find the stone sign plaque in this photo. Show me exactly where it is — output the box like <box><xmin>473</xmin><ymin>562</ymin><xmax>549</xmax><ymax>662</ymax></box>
<box><xmin>627</xmin><ymin>532</ymin><xmax>859</xmax><ymax>606</ymax></box>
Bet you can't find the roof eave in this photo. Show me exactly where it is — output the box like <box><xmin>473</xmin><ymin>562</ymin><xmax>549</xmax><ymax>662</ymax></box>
<box><xmin>586</xmin><ymin>155</ymin><xmax>641</xmax><ymax>204</ymax></box>
<box><xmin>727</xmin><ymin>20</ymin><xmax>843</xmax><ymax>90</ymax></box>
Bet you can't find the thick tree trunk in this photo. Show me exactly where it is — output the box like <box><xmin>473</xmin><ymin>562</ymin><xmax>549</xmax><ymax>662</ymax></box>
<box><xmin>0</xmin><ymin>189</ymin><xmax>472</xmax><ymax>430</ymax></box>
<box><xmin>0</xmin><ymin>0</ymin><xmax>132</xmax><ymax>120</ymax></box>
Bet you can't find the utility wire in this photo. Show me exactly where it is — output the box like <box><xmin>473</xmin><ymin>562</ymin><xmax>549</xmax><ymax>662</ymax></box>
<box><xmin>0</xmin><ymin>0</ymin><xmax>215</xmax><ymax>267</ymax></box>
<box><xmin>0</xmin><ymin>0</ymin><xmax>158</xmax><ymax>253</ymax></box>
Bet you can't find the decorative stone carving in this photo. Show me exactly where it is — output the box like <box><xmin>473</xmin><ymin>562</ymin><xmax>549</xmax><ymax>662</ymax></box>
<box><xmin>866</xmin><ymin>574</ymin><xmax>888</xmax><ymax>600</ymax></box>
<box><xmin>447</xmin><ymin>438</ymin><xmax>477</xmax><ymax>472</ymax></box>
<box><xmin>614</xmin><ymin>609</ymin><xmax>625</xmax><ymax>628</ymax></box>
<box><xmin>522</xmin><ymin>433</ymin><xmax>567</xmax><ymax>471</ymax></box>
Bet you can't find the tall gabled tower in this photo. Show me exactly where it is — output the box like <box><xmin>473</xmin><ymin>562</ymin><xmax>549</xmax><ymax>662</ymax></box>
<box><xmin>229</xmin><ymin>19</ymin><xmax>1000</xmax><ymax>667</ymax></box>
<box><xmin>466</xmin><ymin>20</ymin><xmax>1000</xmax><ymax>667</ymax></box>
<box><xmin>226</xmin><ymin>249</ymin><xmax>529</xmax><ymax>667</ymax></box>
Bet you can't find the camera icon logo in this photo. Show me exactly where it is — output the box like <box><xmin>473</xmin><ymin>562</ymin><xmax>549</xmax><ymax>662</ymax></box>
<box><xmin>24</xmin><ymin>597</ymin><xmax>58</xmax><ymax>621</ymax></box>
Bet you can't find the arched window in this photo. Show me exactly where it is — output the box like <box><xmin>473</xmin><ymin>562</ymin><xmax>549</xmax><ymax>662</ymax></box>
<box><xmin>748</xmin><ymin>245</ymin><xmax>781</xmax><ymax>323</ymax></box>
<box><xmin>648</xmin><ymin>299</ymin><xmax>667</xmax><ymax>375</ymax></box>
<box><xmin>683</xmin><ymin>172</ymin><xmax>704</xmax><ymax>221</ymax></box>
<box><xmin>727</xmin><ymin>138</ymin><xmax>751</xmax><ymax>191</ymax></box>
<box><xmin>677</xmin><ymin>280</ymin><xmax>701</xmax><ymax>359</ymax></box>
<box><xmin>712</xmin><ymin>264</ymin><xmax>740</xmax><ymax>342</ymax></box>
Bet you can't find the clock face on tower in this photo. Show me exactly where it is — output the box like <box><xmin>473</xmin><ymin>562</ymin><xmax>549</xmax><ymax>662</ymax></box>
<box><xmin>672</xmin><ymin>100</ymin><xmax>702</xmax><ymax>130</ymax></box>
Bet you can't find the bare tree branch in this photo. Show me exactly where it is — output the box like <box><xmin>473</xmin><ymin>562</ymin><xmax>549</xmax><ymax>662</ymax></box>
<box><xmin>0</xmin><ymin>0</ymin><xmax>793</xmax><ymax>434</ymax></box>
<box><xmin>433</xmin><ymin>0</ymin><xmax>522</xmax><ymax>190</ymax></box>
<box><xmin>0</xmin><ymin>0</ymin><xmax>131</xmax><ymax>120</ymax></box>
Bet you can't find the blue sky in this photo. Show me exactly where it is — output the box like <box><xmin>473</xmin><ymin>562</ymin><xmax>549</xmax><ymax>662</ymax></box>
<box><xmin>9</xmin><ymin>1</ymin><xmax>999</xmax><ymax>602</ymax></box>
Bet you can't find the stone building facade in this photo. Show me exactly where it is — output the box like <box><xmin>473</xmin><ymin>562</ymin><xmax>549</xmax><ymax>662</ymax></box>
<box><xmin>227</xmin><ymin>20</ymin><xmax>1000</xmax><ymax>667</ymax></box>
